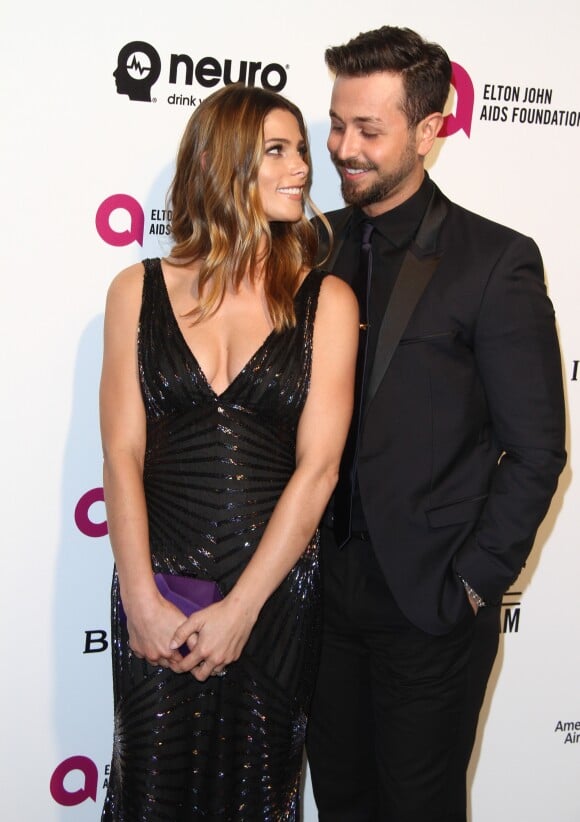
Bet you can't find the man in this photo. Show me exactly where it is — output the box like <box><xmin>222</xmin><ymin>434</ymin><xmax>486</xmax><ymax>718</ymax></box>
<box><xmin>306</xmin><ymin>25</ymin><xmax>566</xmax><ymax>822</ymax></box>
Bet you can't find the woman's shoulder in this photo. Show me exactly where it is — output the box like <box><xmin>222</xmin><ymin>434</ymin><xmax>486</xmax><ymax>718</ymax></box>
<box><xmin>297</xmin><ymin>268</ymin><xmax>358</xmax><ymax>329</ymax></box>
<box><xmin>105</xmin><ymin>259</ymin><xmax>162</xmax><ymax>318</ymax></box>
<box><xmin>107</xmin><ymin>258</ymin><xmax>161</xmax><ymax>299</ymax></box>
<box><xmin>298</xmin><ymin>267</ymin><xmax>351</xmax><ymax>295</ymax></box>
<box><xmin>307</xmin><ymin>270</ymin><xmax>358</xmax><ymax>364</ymax></box>
<box><xmin>316</xmin><ymin>270</ymin><xmax>357</xmax><ymax>311</ymax></box>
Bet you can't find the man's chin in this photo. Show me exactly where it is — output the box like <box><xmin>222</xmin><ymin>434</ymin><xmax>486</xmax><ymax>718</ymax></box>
<box><xmin>341</xmin><ymin>182</ymin><xmax>376</xmax><ymax>208</ymax></box>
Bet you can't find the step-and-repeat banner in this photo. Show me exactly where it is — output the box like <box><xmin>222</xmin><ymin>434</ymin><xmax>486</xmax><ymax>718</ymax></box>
<box><xmin>2</xmin><ymin>2</ymin><xmax>578</xmax><ymax>819</ymax></box>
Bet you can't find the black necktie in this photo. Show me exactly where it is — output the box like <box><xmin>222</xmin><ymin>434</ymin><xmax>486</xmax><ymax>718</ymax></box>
<box><xmin>333</xmin><ymin>220</ymin><xmax>374</xmax><ymax>547</ymax></box>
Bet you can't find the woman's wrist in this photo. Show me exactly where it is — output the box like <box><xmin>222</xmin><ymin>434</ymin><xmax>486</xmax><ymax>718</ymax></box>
<box><xmin>119</xmin><ymin>573</ymin><xmax>161</xmax><ymax>615</ymax></box>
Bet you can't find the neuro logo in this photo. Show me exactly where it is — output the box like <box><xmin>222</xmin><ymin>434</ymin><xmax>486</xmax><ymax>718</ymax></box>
<box><xmin>96</xmin><ymin>194</ymin><xmax>144</xmax><ymax>247</ymax></box>
<box><xmin>440</xmin><ymin>62</ymin><xmax>475</xmax><ymax>138</ymax></box>
<box><xmin>113</xmin><ymin>41</ymin><xmax>288</xmax><ymax>105</ymax></box>
<box><xmin>75</xmin><ymin>486</ymin><xmax>108</xmax><ymax>538</ymax></box>
<box><xmin>50</xmin><ymin>756</ymin><xmax>98</xmax><ymax>806</ymax></box>
<box><xmin>114</xmin><ymin>41</ymin><xmax>161</xmax><ymax>102</ymax></box>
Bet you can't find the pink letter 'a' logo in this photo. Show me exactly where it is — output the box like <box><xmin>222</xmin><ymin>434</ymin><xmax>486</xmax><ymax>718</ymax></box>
<box><xmin>75</xmin><ymin>487</ymin><xmax>108</xmax><ymax>537</ymax></box>
<box><xmin>96</xmin><ymin>193</ymin><xmax>144</xmax><ymax>246</ymax></box>
<box><xmin>50</xmin><ymin>756</ymin><xmax>98</xmax><ymax>806</ymax></box>
<box><xmin>440</xmin><ymin>62</ymin><xmax>474</xmax><ymax>138</ymax></box>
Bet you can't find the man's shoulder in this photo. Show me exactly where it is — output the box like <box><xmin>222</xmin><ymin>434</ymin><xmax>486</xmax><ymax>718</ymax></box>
<box><xmin>440</xmin><ymin>186</ymin><xmax>533</xmax><ymax>246</ymax></box>
<box><xmin>324</xmin><ymin>205</ymin><xmax>353</xmax><ymax>222</ymax></box>
<box><xmin>314</xmin><ymin>205</ymin><xmax>353</xmax><ymax>234</ymax></box>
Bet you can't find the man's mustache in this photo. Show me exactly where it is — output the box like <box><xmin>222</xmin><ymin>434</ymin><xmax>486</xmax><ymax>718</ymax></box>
<box><xmin>330</xmin><ymin>155</ymin><xmax>377</xmax><ymax>172</ymax></box>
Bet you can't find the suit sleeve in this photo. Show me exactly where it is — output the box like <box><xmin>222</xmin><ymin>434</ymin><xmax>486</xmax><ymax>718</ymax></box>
<box><xmin>453</xmin><ymin>233</ymin><xmax>566</xmax><ymax>603</ymax></box>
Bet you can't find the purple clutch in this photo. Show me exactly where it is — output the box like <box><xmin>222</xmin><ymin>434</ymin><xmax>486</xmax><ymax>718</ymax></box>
<box><xmin>153</xmin><ymin>573</ymin><xmax>222</xmax><ymax>616</ymax></box>
<box><xmin>119</xmin><ymin>573</ymin><xmax>222</xmax><ymax>656</ymax></box>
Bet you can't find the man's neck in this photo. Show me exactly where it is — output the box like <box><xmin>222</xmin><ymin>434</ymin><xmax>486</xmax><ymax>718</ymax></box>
<box><xmin>361</xmin><ymin>169</ymin><xmax>426</xmax><ymax>218</ymax></box>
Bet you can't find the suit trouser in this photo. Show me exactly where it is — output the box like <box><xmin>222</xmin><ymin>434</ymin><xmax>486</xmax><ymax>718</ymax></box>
<box><xmin>306</xmin><ymin>528</ymin><xmax>500</xmax><ymax>822</ymax></box>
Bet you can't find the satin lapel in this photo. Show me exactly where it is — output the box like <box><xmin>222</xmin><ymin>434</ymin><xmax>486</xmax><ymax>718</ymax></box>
<box><xmin>364</xmin><ymin>187</ymin><xmax>449</xmax><ymax>414</ymax></box>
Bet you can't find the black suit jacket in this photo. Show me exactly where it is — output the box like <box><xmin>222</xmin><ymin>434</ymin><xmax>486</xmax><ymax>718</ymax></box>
<box><xmin>318</xmin><ymin>182</ymin><xmax>566</xmax><ymax>634</ymax></box>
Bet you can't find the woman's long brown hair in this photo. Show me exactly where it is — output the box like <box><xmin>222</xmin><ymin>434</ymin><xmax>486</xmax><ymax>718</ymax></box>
<box><xmin>168</xmin><ymin>84</ymin><xmax>330</xmax><ymax>330</ymax></box>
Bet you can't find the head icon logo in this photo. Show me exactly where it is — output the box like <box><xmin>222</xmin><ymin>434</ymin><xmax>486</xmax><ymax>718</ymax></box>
<box><xmin>114</xmin><ymin>41</ymin><xmax>161</xmax><ymax>102</ymax></box>
<box><xmin>440</xmin><ymin>62</ymin><xmax>475</xmax><ymax>138</ymax></box>
<box><xmin>50</xmin><ymin>756</ymin><xmax>98</xmax><ymax>806</ymax></box>
<box><xmin>96</xmin><ymin>194</ymin><xmax>145</xmax><ymax>247</ymax></box>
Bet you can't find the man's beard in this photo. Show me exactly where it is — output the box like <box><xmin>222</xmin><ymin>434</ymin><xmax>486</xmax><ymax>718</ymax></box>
<box><xmin>332</xmin><ymin>143</ymin><xmax>417</xmax><ymax>209</ymax></box>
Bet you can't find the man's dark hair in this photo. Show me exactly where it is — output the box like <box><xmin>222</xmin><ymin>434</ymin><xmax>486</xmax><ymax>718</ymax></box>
<box><xmin>325</xmin><ymin>26</ymin><xmax>451</xmax><ymax>127</ymax></box>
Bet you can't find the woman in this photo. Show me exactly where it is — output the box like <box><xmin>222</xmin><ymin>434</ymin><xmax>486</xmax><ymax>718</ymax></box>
<box><xmin>100</xmin><ymin>84</ymin><xmax>358</xmax><ymax>820</ymax></box>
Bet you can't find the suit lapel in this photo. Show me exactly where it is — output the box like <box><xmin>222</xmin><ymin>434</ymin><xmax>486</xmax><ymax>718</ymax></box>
<box><xmin>364</xmin><ymin>186</ymin><xmax>449</xmax><ymax>413</ymax></box>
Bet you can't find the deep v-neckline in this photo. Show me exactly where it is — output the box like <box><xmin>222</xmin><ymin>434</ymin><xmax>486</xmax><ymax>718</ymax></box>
<box><xmin>157</xmin><ymin>260</ymin><xmax>288</xmax><ymax>399</ymax></box>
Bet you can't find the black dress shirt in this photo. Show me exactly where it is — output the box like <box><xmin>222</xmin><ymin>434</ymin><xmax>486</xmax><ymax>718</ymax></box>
<box><xmin>332</xmin><ymin>174</ymin><xmax>435</xmax><ymax>531</ymax></box>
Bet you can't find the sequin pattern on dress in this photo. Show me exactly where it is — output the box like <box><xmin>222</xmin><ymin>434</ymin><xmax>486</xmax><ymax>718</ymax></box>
<box><xmin>102</xmin><ymin>258</ymin><xmax>325</xmax><ymax>821</ymax></box>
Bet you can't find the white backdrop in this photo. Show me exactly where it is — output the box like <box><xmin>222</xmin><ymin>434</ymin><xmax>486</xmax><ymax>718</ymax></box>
<box><xmin>1</xmin><ymin>1</ymin><xmax>578</xmax><ymax>819</ymax></box>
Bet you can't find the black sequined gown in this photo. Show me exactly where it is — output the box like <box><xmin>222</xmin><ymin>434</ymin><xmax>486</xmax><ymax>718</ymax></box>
<box><xmin>102</xmin><ymin>259</ymin><xmax>325</xmax><ymax>821</ymax></box>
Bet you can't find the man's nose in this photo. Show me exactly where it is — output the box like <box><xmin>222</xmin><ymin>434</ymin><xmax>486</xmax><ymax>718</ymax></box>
<box><xmin>332</xmin><ymin>130</ymin><xmax>359</xmax><ymax>161</ymax></box>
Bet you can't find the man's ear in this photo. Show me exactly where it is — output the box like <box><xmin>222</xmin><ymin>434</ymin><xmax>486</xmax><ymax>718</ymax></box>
<box><xmin>416</xmin><ymin>113</ymin><xmax>444</xmax><ymax>157</ymax></box>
